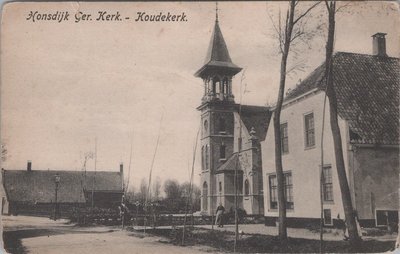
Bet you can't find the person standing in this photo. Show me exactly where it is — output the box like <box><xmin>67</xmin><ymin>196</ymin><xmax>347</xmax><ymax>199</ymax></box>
<box><xmin>215</xmin><ymin>204</ymin><xmax>225</xmax><ymax>227</ymax></box>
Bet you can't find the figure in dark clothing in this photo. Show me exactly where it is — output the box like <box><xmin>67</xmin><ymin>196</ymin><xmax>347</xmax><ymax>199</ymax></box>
<box><xmin>215</xmin><ymin>204</ymin><xmax>225</xmax><ymax>227</ymax></box>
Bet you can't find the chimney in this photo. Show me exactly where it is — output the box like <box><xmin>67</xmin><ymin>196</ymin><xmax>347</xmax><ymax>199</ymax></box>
<box><xmin>372</xmin><ymin>33</ymin><xmax>387</xmax><ymax>57</ymax></box>
<box><xmin>27</xmin><ymin>160</ymin><xmax>32</xmax><ymax>171</ymax></box>
<box><xmin>120</xmin><ymin>162</ymin><xmax>123</xmax><ymax>173</ymax></box>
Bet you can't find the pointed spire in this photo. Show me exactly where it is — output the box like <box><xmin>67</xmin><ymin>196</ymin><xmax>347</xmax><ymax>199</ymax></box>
<box><xmin>194</xmin><ymin>6</ymin><xmax>242</xmax><ymax>78</ymax></box>
<box><xmin>205</xmin><ymin>21</ymin><xmax>232</xmax><ymax>64</ymax></box>
<box><xmin>215</xmin><ymin>2</ymin><xmax>219</xmax><ymax>23</ymax></box>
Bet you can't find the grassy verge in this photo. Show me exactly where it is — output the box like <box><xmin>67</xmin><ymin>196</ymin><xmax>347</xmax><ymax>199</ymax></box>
<box><xmin>138</xmin><ymin>227</ymin><xmax>395</xmax><ymax>253</ymax></box>
<box><xmin>3</xmin><ymin>229</ymin><xmax>62</xmax><ymax>254</ymax></box>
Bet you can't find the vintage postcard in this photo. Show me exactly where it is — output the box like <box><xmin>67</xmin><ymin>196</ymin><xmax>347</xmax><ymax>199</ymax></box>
<box><xmin>0</xmin><ymin>1</ymin><xmax>399</xmax><ymax>253</ymax></box>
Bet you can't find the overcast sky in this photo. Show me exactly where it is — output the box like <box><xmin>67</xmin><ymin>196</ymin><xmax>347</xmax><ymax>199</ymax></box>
<box><xmin>1</xmin><ymin>1</ymin><xmax>399</xmax><ymax>190</ymax></box>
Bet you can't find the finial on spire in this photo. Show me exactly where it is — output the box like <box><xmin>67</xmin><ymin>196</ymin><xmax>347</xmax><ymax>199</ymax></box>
<box><xmin>215</xmin><ymin>2</ymin><xmax>219</xmax><ymax>22</ymax></box>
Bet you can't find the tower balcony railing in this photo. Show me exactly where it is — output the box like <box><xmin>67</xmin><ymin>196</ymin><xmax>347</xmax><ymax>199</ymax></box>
<box><xmin>202</xmin><ymin>92</ymin><xmax>235</xmax><ymax>103</ymax></box>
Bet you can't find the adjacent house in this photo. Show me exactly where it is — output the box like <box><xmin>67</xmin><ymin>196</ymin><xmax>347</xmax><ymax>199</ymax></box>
<box><xmin>261</xmin><ymin>33</ymin><xmax>399</xmax><ymax>229</ymax></box>
<box><xmin>2</xmin><ymin>161</ymin><xmax>124</xmax><ymax>216</ymax></box>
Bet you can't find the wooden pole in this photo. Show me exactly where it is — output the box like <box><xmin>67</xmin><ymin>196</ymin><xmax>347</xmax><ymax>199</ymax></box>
<box><xmin>182</xmin><ymin>125</ymin><xmax>200</xmax><ymax>245</ymax></box>
<box><xmin>91</xmin><ymin>137</ymin><xmax>97</xmax><ymax>209</ymax></box>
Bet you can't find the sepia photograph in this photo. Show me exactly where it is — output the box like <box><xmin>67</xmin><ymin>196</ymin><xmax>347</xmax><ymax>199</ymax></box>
<box><xmin>0</xmin><ymin>1</ymin><xmax>399</xmax><ymax>253</ymax></box>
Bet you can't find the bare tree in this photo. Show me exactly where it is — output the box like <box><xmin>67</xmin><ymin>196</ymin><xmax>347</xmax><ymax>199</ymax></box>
<box><xmin>152</xmin><ymin>176</ymin><xmax>161</xmax><ymax>201</ymax></box>
<box><xmin>324</xmin><ymin>0</ymin><xmax>361</xmax><ymax>247</ymax></box>
<box><xmin>1</xmin><ymin>143</ymin><xmax>7</xmax><ymax>162</ymax></box>
<box><xmin>269</xmin><ymin>0</ymin><xmax>320</xmax><ymax>240</ymax></box>
<box><xmin>139</xmin><ymin>178</ymin><xmax>148</xmax><ymax>204</ymax></box>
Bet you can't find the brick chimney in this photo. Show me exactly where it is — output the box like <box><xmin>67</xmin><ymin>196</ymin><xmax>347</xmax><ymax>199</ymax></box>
<box><xmin>372</xmin><ymin>33</ymin><xmax>387</xmax><ymax>57</ymax></box>
<box><xmin>27</xmin><ymin>160</ymin><xmax>32</xmax><ymax>171</ymax></box>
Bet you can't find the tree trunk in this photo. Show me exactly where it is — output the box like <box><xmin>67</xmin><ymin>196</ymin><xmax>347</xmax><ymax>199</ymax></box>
<box><xmin>273</xmin><ymin>0</ymin><xmax>295</xmax><ymax>241</ymax></box>
<box><xmin>324</xmin><ymin>1</ymin><xmax>361</xmax><ymax>247</ymax></box>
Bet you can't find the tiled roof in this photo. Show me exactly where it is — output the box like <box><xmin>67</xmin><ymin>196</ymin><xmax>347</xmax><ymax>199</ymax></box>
<box><xmin>3</xmin><ymin>170</ymin><xmax>123</xmax><ymax>204</ymax></box>
<box><xmin>285</xmin><ymin>52</ymin><xmax>400</xmax><ymax>145</ymax></box>
<box><xmin>239</xmin><ymin>105</ymin><xmax>271</xmax><ymax>141</ymax></box>
<box><xmin>84</xmin><ymin>171</ymin><xmax>124</xmax><ymax>192</ymax></box>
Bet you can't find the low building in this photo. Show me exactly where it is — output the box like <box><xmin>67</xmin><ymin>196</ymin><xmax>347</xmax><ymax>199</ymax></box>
<box><xmin>261</xmin><ymin>33</ymin><xmax>399</xmax><ymax>229</ymax></box>
<box><xmin>2</xmin><ymin>161</ymin><xmax>124</xmax><ymax>216</ymax></box>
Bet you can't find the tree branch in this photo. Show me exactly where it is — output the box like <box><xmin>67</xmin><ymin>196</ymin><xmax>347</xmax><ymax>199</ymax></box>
<box><xmin>267</xmin><ymin>9</ymin><xmax>284</xmax><ymax>53</ymax></box>
<box><xmin>293</xmin><ymin>1</ymin><xmax>321</xmax><ymax>25</ymax></box>
<box><xmin>324</xmin><ymin>0</ymin><xmax>330</xmax><ymax>11</ymax></box>
<box><xmin>336</xmin><ymin>2</ymin><xmax>351</xmax><ymax>13</ymax></box>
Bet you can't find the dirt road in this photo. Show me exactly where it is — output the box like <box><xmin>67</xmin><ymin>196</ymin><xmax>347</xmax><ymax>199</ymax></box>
<box><xmin>3</xmin><ymin>215</ymin><xmax>214</xmax><ymax>254</ymax></box>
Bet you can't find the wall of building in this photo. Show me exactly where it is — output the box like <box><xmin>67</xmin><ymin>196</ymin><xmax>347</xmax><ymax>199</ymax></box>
<box><xmin>350</xmin><ymin>146</ymin><xmax>399</xmax><ymax>225</ymax></box>
<box><xmin>200</xmin><ymin>103</ymin><xmax>266</xmax><ymax>216</ymax></box>
<box><xmin>200</xmin><ymin>106</ymin><xmax>236</xmax><ymax>215</ymax></box>
<box><xmin>261</xmin><ymin>91</ymin><xmax>351</xmax><ymax>222</ymax></box>
<box><xmin>233</xmin><ymin>112</ymin><xmax>264</xmax><ymax>215</ymax></box>
<box><xmin>8</xmin><ymin>202</ymin><xmax>84</xmax><ymax>217</ymax></box>
<box><xmin>84</xmin><ymin>191</ymin><xmax>124</xmax><ymax>208</ymax></box>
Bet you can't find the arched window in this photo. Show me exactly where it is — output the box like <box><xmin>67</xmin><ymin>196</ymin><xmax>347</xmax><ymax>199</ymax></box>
<box><xmin>201</xmin><ymin>146</ymin><xmax>205</xmax><ymax>170</ymax></box>
<box><xmin>219</xmin><ymin>118</ymin><xmax>226</xmax><ymax>132</ymax></box>
<box><xmin>220</xmin><ymin>144</ymin><xmax>226</xmax><ymax>159</ymax></box>
<box><xmin>223</xmin><ymin>77</ymin><xmax>229</xmax><ymax>94</ymax></box>
<box><xmin>202</xmin><ymin>182</ymin><xmax>208</xmax><ymax>211</ymax></box>
<box><xmin>213</xmin><ymin>77</ymin><xmax>220</xmax><ymax>94</ymax></box>
<box><xmin>205</xmin><ymin>145</ymin><xmax>209</xmax><ymax>169</ymax></box>
<box><xmin>244</xmin><ymin>179</ymin><xmax>250</xmax><ymax>196</ymax></box>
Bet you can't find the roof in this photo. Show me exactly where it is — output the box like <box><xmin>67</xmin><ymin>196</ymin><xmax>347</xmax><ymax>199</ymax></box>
<box><xmin>84</xmin><ymin>171</ymin><xmax>124</xmax><ymax>192</ymax></box>
<box><xmin>239</xmin><ymin>105</ymin><xmax>271</xmax><ymax>141</ymax></box>
<box><xmin>195</xmin><ymin>21</ymin><xmax>241</xmax><ymax>77</ymax></box>
<box><xmin>217</xmin><ymin>153</ymin><xmax>243</xmax><ymax>172</ymax></box>
<box><xmin>285</xmin><ymin>52</ymin><xmax>400</xmax><ymax>145</ymax></box>
<box><xmin>3</xmin><ymin>170</ymin><xmax>123</xmax><ymax>203</ymax></box>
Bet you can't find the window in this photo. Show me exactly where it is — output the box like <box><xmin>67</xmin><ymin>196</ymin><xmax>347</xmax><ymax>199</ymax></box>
<box><xmin>205</xmin><ymin>145</ymin><xmax>209</xmax><ymax>169</ymax></box>
<box><xmin>204</xmin><ymin>120</ymin><xmax>208</xmax><ymax>133</ymax></box>
<box><xmin>269</xmin><ymin>172</ymin><xmax>294</xmax><ymax>210</ymax></box>
<box><xmin>201</xmin><ymin>146</ymin><xmax>205</xmax><ymax>170</ymax></box>
<box><xmin>284</xmin><ymin>173</ymin><xmax>294</xmax><ymax>209</ymax></box>
<box><xmin>202</xmin><ymin>182</ymin><xmax>208</xmax><ymax>211</ymax></box>
<box><xmin>219</xmin><ymin>181</ymin><xmax>222</xmax><ymax>193</ymax></box>
<box><xmin>244</xmin><ymin>179</ymin><xmax>249</xmax><ymax>196</ymax></box>
<box><xmin>323</xmin><ymin>166</ymin><xmax>333</xmax><ymax>202</ymax></box>
<box><xmin>269</xmin><ymin>176</ymin><xmax>277</xmax><ymax>209</ymax></box>
<box><xmin>220</xmin><ymin>144</ymin><xmax>226</xmax><ymax>159</ymax></box>
<box><xmin>238</xmin><ymin>137</ymin><xmax>242</xmax><ymax>152</ymax></box>
<box><xmin>223</xmin><ymin>78</ymin><xmax>229</xmax><ymax>94</ymax></box>
<box><xmin>212</xmin><ymin>77</ymin><xmax>220</xmax><ymax>94</ymax></box>
<box><xmin>280</xmin><ymin>123</ymin><xmax>289</xmax><ymax>154</ymax></box>
<box><xmin>219</xmin><ymin>118</ymin><xmax>226</xmax><ymax>133</ymax></box>
<box><xmin>376</xmin><ymin>210</ymin><xmax>398</xmax><ymax>227</ymax></box>
<box><xmin>304</xmin><ymin>113</ymin><xmax>315</xmax><ymax>148</ymax></box>
<box><xmin>324</xmin><ymin>209</ymin><xmax>333</xmax><ymax>225</ymax></box>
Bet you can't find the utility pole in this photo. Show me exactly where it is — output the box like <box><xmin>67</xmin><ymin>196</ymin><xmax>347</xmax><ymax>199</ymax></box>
<box><xmin>91</xmin><ymin>137</ymin><xmax>97</xmax><ymax>209</ymax></box>
<box><xmin>54</xmin><ymin>174</ymin><xmax>60</xmax><ymax>221</ymax></box>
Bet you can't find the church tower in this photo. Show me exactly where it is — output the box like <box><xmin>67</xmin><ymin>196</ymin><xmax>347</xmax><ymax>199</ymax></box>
<box><xmin>195</xmin><ymin>6</ymin><xmax>268</xmax><ymax>216</ymax></box>
<box><xmin>195</xmin><ymin>9</ymin><xmax>242</xmax><ymax>215</ymax></box>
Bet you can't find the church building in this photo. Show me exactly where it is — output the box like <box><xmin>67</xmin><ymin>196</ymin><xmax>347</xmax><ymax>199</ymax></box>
<box><xmin>195</xmin><ymin>12</ymin><xmax>271</xmax><ymax>216</ymax></box>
